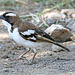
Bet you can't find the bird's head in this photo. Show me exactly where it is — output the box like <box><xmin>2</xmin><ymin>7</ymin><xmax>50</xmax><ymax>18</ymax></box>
<box><xmin>0</xmin><ymin>12</ymin><xmax>21</xmax><ymax>27</ymax></box>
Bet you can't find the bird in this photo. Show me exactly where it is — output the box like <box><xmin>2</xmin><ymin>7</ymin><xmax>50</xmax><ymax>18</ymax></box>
<box><xmin>0</xmin><ymin>12</ymin><xmax>70</xmax><ymax>64</ymax></box>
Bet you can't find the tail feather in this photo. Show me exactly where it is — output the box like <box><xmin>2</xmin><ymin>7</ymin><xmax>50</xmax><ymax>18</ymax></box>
<box><xmin>49</xmin><ymin>41</ymin><xmax>70</xmax><ymax>52</ymax></box>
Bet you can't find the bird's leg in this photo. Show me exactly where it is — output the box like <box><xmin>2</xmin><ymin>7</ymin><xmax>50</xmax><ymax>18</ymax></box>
<box><xmin>15</xmin><ymin>48</ymin><xmax>37</xmax><ymax>65</ymax></box>
<box><xmin>30</xmin><ymin>48</ymin><xmax>37</xmax><ymax>64</ymax></box>
<box><xmin>16</xmin><ymin>48</ymin><xmax>30</xmax><ymax>60</ymax></box>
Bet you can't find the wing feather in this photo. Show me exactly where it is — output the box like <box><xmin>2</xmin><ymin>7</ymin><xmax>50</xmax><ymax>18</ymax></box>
<box><xmin>18</xmin><ymin>21</ymin><xmax>70</xmax><ymax>51</ymax></box>
<box><xmin>18</xmin><ymin>21</ymin><xmax>54</xmax><ymax>42</ymax></box>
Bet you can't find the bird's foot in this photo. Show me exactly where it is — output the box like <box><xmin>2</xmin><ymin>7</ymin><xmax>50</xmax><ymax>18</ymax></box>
<box><xmin>14</xmin><ymin>56</ymin><xmax>27</xmax><ymax>61</ymax></box>
<box><xmin>23</xmin><ymin>60</ymin><xmax>37</xmax><ymax>65</ymax></box>
<box><xmin>15</xmin><ymin>48</ymin><xmax>30</xmax><ymax>61</ymax></box>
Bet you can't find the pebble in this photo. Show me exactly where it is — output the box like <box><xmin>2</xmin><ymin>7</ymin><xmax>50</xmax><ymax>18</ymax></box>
<box><xmin>67</xmin><ymin>21</ymin><xmax>75</xmax><ymax>32</ymax></box>
<box><xmin>1</xmin><ymin>55</ymin><xmax>9</xmax><ymax>59</ymax></box>
<box><xmin>70</xmin><ymin>45</ymin><xmax>75</xmax><ymax>49</ymax></box>
<box><xmin>12</xmin><ymin>52</ymin><xmax>16</xmax><ymax>55</ymax></box>
<box><xmin>3</xmin><ymin>68</ymin><xmax>9</xmax><ymax>72</ymax></box>
<box><xmin>21</xmin><ymin>47</ymin><xmax>26</xmax><ymax>50</ymax></box>
<box><xmin>46</xmin><ymin>18</ymin><xmax>56</xmax><ymax>25</ymax></box>
<box><xmin>45</xmin><ymin>24</ymin><xmax>72</xmax><ymax>42</ymax></box>
<box><xmin>0</xmin><ymin>45</ymin><xmax>3</xmax><ymax>48</ymax></box>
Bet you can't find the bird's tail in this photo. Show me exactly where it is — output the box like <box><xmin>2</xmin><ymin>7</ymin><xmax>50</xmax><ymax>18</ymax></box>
<box><xmin>49</xmin><ymin>41</ymin><xmax>70</xmax><ymax>52</ymax></box>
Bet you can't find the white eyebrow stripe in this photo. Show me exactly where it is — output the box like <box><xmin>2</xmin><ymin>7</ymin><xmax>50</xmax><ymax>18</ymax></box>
<box><xmin>21</xmin><ymin>30</ymin><xmax>35</xmax><ymax>35</ymax></box>
<box><xmin>6</xmin><ymin>13</ymin><xmax>16</xmax><ymax>16</ymax></box>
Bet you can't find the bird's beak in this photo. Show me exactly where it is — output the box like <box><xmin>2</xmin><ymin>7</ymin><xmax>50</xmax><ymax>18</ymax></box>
<box><xmin>0</xmin><ymin>15</ymin><xmax>5</xmax><ymax>20</ymax></box>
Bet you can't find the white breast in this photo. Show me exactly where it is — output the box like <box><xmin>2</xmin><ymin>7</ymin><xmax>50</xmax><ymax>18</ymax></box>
<box><xmin>2</xmin><ymin>20</ymin><xmax>40</xmax><ymax>48</ymax></box>
<box><xmin>2</xmin><ymin>20</ymin><xmax>13</xmax><ymax>38</ymax></box>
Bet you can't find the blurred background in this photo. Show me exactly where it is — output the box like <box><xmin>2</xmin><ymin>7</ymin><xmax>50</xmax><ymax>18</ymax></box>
<box><xmin>0</xmin><ymin>0</ymin><xmax>75</xmax><ymax>14</ymax></box>
<box><xmin>0</xmin><ymin>0</ymin><xmax>74</xmax><ymax>27</ymax></box>
<box><xmin>0</xmin><ymin>0</ymin><xmax>75</xmax><ymax>75</ymax></box>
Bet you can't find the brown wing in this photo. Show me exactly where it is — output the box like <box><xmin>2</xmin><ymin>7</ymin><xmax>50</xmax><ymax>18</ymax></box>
<box><xmin>18</xmin><ymin>21</ymin><xmax>36</xmax><ymax>32</ymax></box>
<box><xmin>18</xmin><ymin>21</ymin><xmax>70</xmax><ymax>51</ymax></box>
<box><xmin>18</xmin><ymin>21</ymin><xmax>54</xmax><ymax>41</ymax></box>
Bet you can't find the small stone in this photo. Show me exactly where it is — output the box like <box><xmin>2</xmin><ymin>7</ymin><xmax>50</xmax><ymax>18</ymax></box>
<box><xmin>21</xmin><ymin>47</ymin><xmax>26</xmax><ymax>50</ymax></box>
<box><xmin>45</xmin><ymin>24</ymin><xmax>72</xmax><ymax>42</ymax></box>
<box><xmin>12</xmin><ymin>52</ymin><xmax>16</xmax><ymax>55</ymax></box>
<box><xmin>0</xmin><ymin>45</ymin><xmax>3</xmax><ymax>48</ymax></box>
<box><xmin>61</xmin><ymin>9</ymin><xmax>75</xmax><ymax>17</ymax></box>
<box><xmin>71</xmin><ymin>14</ymin><xmax>75</xmax><ymax>18</ymax></box>
<box><xmin>3</xmin><ymin>68</ymin><xmax>9</xmax><ymax>72</ymax></box>
<box><xmin>67</xmin><ymin>21</ymin><xmax>75</xmax><ymax>32</ymax></box>
<box><xmin>42</xmin><ymin>12</ymin><xmax>66</xmax><ymax>19</ymax></box>
<box><xmin>46</xmin><ymin>18</ymin><xmax>56</xmax><ymax>25</ymax></box>
<box><xmin>1</xmin><ymin>55</ymin><xmax>9</xmax><ymax>59</ymax></box>
<box><xmin>70</xmin><ymin>45</ymin><xmax>75</xmax><ymax>49</ymax></box>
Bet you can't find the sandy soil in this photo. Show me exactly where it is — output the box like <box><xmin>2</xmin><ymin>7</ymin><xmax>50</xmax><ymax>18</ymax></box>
<box><xmin>0</xmin><ymin>17</ymin><xmax>75</xmax><ymax>75</ymax></box>
<box><xmin>0</xmin><ymin>1</ymin><xmax>75</xmax><ymax>74</ymax></box>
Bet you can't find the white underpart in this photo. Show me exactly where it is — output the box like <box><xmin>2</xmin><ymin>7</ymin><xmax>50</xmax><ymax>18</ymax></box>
<box><xmin>2</xmin><ymin>20</ymin><xmax>39</xmax><ymax>48</ymax></box>
<box><xmin>10</xmin><ymin>28</ymin><xmax>39</xmax><ymax>48</ymax></box>
<box><xmin>2</xmin><ymin>20</ymin><xmax>13</xmax><ymax>38</ymax></box>
<box><xmin>6</xmin><ymin>13</ymin><xmax>16</xmax><ymax>16</ymax></box>
<box><xmin>2</xmin><ymin>20</ymin><xmax>10</xmax><ymax>27</ymax></box>
<box><xmin>21</xmin><ymin>30</ymin><xmax>35</xmax><ymax>35</ymax></box>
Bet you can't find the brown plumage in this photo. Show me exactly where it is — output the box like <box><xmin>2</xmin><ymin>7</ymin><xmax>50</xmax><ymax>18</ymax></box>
<box><xmin>0</xmin><ymin>12</ymin><xmax>70</xmax><ymax>64</ymax></box>
<box><xmin>18</xmin><ymin>21</ymin><xmax>70</xmax><ymax>51</ymax></box>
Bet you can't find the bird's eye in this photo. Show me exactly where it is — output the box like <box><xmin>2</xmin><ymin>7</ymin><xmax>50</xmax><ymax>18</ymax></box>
<box><xmin>5</xmin><ymin>16</ymin><xmax>10</xmax><ymax>23</ymax></box>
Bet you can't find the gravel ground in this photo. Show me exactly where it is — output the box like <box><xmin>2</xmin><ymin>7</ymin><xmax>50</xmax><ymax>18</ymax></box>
<box><xmin>0</xmin><ymin>18</ymin><xmax>75</xmax><ymax>75</ymax></box>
